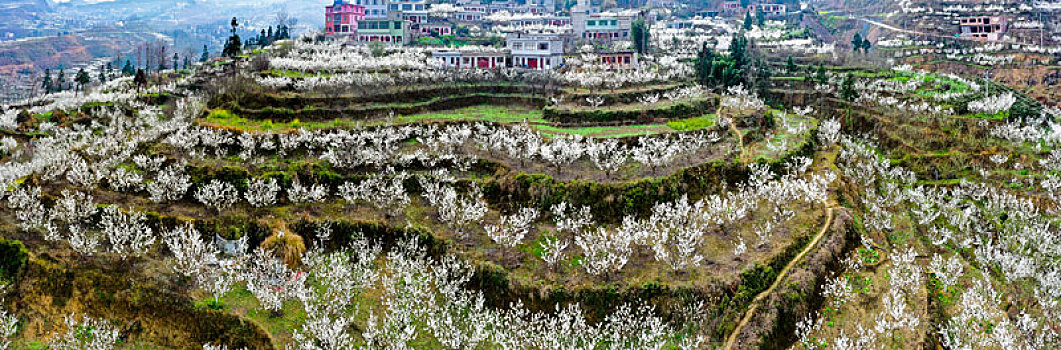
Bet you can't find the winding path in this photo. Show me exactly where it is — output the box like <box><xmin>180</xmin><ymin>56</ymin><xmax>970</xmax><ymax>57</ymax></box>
<box><xmin>721</xmin><ymin>205</ymin><xmax>837</xmax><ymax>350</ymax></box>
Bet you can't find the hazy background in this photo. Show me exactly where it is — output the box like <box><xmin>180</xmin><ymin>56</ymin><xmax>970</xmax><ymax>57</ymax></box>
<box><xmin>0</xmin><ymin>0</ymin><xmax>328</xmax><ymax>102</ymax></box>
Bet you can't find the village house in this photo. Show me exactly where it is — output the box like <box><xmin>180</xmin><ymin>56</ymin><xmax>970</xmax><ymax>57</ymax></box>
<box><xmin>571</xmin><ymin>2</ymin><xmax>636</xmax><ymax>41</ymax></box>
<box><xmin>356</xmin><ymin>18</ymin><xmax>412</xmax><ymax>43</ymax></box>
<box><xmin>390</xmin><ymin>0</ymin><xmax>430</xmax><ymax>23</ymax></box>
<box><xmin>432</xmin><ymin>49</ymin><xmax>508</xmax><ymax>69</ymax></box>
<box><xmin>959</xmin><ymin>16</ymin><xmax>1008</xmax><ymax>41</ymax></box>
<box><xmin>325</xmin><ymin>0</ymin><xmax>367</xmax><ymax>37</ymax></box>
<box><xmin>351</xmin><ymin>0</ymin><xmax>390</xmax><ymax>19</ymax></box>
<box><xmin>748</xmin><ymin>3</ymin><xmax>786</xmax><ymax>15</ymax></box>
<box><xmin>597</xmin><ymin>50</ymin><xmax>639</xmax><ymax>67</ymax></box>
<box><xmin>508</xmin><ymin>32</ymin><xmax>565</xmax><ymax>69</ymax></box>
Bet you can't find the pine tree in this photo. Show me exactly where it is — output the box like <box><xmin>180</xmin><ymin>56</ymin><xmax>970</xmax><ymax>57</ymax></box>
<box><xmin>75</xmin><ymin>68</ymin><xmax>90</xmax><ymax>96</ymax></box>
<box><xmin>851</xmin><ymin>33</ymin><xmax>863</xmax><ymax>53</ymax></box>
<box><xmin>267</xmin><ymin>26</ymin><xmax>274</xmax><ymax>41</ymax></box>
<box><xmin>223</xmin><ymin>17</ymin><xmax>243</xmax><ymax>57</ymax></box>
<box><xmin>632</xmin><ymin>17</ymin><xmax>649</xmax><ymax>54</ymax></box>
<box><xmin>122</xmin><ymin>60</ymin><xmax>134</xmax><ymax>76</ymax></box>
<box><xmin>861</xmin><ymin>38</ymin><xmax>871</xmax><ymax>53</ymax></box>
<box><xmin>200</xmin><ymin>45</ymin><xmax>210</xmax><ymax>62</ymax></box>
<box><xmin>183</xmin><ymin>56</ymin><xmax>190</xmax><ymax>70</ymax></box>
<box><xmin>42</xmin><ymin>69</ymin><xmax>53</xmax><ymax>94</ymax></box>
<box><xmin>840</xmin><ymin>74</ymin><xmax>858</xmax><ymax>101</ymax></box>
<box><xmin>743</xmin><ymin>11</ymin><xmax>753</xmax><ymax>30</ymax></box>
<box><xmin>56</xmin><ymin>68</ymin><xmax>65</xmax><ymax>92</ymax></box>
<box><xmin>816</xmin><ymin>63</ymin><xmax>828</xmax><ymax>84</ymax></box>
<box><xmin>173</xmin><ymin>52</ymin><xmax>179</xmax><ymax>70</ymax></box>
<box><xmin>98</xmin><ymin>65</ymin><xmax>107</xmax><ymax>83</ymax></box>
<box><xmin>755</xmin><ymin>6</ymin><xmax>765</xmax><ymax>26</ymax></box>
<box><xmin>786</xmin><ymin>56</ymin><xmax>796</xmax><ymax>74</ymax></box>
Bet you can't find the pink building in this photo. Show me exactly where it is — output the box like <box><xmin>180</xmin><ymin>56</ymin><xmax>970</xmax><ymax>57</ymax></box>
<box><xmin>326</xmin><ymin>0</ymin><xmax>367</xmax><ymax>36</ymax></box>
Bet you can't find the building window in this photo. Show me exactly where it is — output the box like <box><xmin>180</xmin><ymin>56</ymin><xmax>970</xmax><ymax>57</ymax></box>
<box><xmin>538</xmin><ymin>42</ymin><xmax>548</xmax><ymax>50</ymax></box>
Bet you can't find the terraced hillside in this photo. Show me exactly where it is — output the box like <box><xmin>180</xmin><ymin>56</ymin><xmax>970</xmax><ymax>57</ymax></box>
<box><xmin>0</xmin><ymin>38</ymin><xmax>1057</xmax><ymax>350</ymax></box>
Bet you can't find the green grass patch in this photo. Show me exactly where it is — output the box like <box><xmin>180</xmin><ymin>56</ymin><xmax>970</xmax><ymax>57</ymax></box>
<box><xmin>202</xmin><ymin>109</ymin><xmax>359</xmax><ymax>131</ymax></box>
<box><xmin>667</xmin><ymin>114</ymin><xmax>717</xmax><ymax>131</ymax></box>
<box><xmin>398</xmin><ymin>105</ymin><xmax>546</xmax><ymax>124</ymax></box>
<box><xmin>533</xmin><ymin>124</ymin><xmax>672</xmax><ymax>138</ymax></box>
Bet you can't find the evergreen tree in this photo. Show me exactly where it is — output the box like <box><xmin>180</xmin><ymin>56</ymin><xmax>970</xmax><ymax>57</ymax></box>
<box><xmin>743</xmin><ymin>11</ymin><xmax>753</xmax><ymax>30</ymax></box>
<box><xmin>74</xmin><ymin>68</ymin><xmax>90</xmax><ymax>96</ymax></box>
<box><xmin>861</xmin><ymin>39</ymin><xmax>871</xmax><ymax>53</ymax></box>
<box><xmin>173</xmin><ymin>53</ymin><xmax>179</xmax><ymax>70</ymax></box>
<box><xmin>267</xmin><ymin>26</ymin><xmax>274</xmax><ymax>41</ymax></box>
<box><xmin>98</xmin><ymin>65</ymin><xmax>107</xmax><ymax>83</ymax></box>
<box><xmin>755</xmin><ymin>6</ymin><xmax>765</xmax><ymax>26</ymax></box>
<box><xmin>786</xmin><ymin>56</ymin><xmax>796</xmax><ymax>74</ymax></box>
<box><xmin>753</xmin><ymin>58</ymin><xmax>772</xmax><ymax>98</ymax></box>
<box><xmin>201</xmin><ymin>45</ymin><xmax>210</xmax><ymax>62</ymax></box>
<box><xmin>631</xmin><ymin>16</ymin><xmax>649</xmax><ymax>54</ymax></box>
<box><xmin>56</xmin><ymin>68</ymin><xmax>65</xmax><ymax>92</ymax></box>
<box><xmin>134</xmin><ymin>69</ymin><xmax>148</xmax><ymax>93</ymax></box>
<box><xmin>122</xmin><ymin>60</ymin><xmax>135</xmax><ymax>76</ymax></box>
<box><xmin>183</xmin><ymin>56</ymin><xmax>191</xmax><ymax>70</ymax></box>
<box><xmin>728</xmin><ymin>33</ymin><xmax>749</xmax><ymax>70</ymax></box>
<box><xmin>816</xmin><ymin>63</ymin><xmax>828</xmax><ymax>84</ymax></box>
<box><xmin>42</xmin><ymin>68</ymin><xmax>53</xmax><ymax>94</ymax></box>
<box><xmin>694</xmin><ymin>40</ymin><xmax>744</xmax><ymax>89</ymax></box>
<box><xmin>840</xmin><ymin>74</ymin><xmax>858</xmax><ymax>101</ymax></box>
<box><xmin>223</xmin><ymin>17</ymin><xmax>243</xmax><ymax>57</ymax></box>
<box><xmin>851</xmin><ymin>33</ymin><xmax>863</xmax><ymax>53</ymax></box>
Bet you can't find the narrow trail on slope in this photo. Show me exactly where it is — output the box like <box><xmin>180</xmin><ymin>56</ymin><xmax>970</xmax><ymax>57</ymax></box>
<box><xmin>722</xmin><ymin>106</ymin><xmax>746</xmax><ymax>162</ymax></box>
<box><xmin>721</xmin><ymin>204</ymin><xmax>837</xmax><ymax>350</ymax></box>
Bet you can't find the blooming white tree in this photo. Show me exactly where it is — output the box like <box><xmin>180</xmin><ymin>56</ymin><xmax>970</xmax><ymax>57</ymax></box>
<box><xmin>875</xmin><ymin>289</ymin><xmax>920</xmax><ymax>337</ymax></box>
<box><xmin>195</xmin><ymin>180</ymin><xmax>239</xmax><ymax>213</ymax></box>
<box><xmin>968</xmin><ymin>92</ymin><xmax>1016</xmax><ymax>114</ymax></box>
<box><xmin>163</xmin><ymin>224</ymin><xmax>219</xmax><ymax>283</ymax></box>
<box><xmin>244</xmin><ymin>247</ymin><xmax>306</xmax><ymax>314</ymax></box>
<box><xmin>147</xmin><ymin>164</ymin><xmax>192</xmax><ymax>202</ymax></box>
<box><xmin>486</xmin><ymin>207</ymin><xmax>540</xmax><ymax>252</ymax></box>
<box><xmin>818</xmin><ymin>118</ymin><xmax>841</xmax><ymax>146</ymax></box>
<box><xmin>67</xmin><ymin>225</ymin><xmax>101</xmax><ymax>257</ymax></box>
<box><xmin>0</xmin><ymin>284</ymin><xmax>15</xmax><ymax>350</ymax></box>
<box><xmin>6</xmin><ymin>186</ymin><xmax>49</xmax><ymax>234</ymax></box>
<box><xmin>245</xmin><ymin>178</ymin><xmax>280</xmax><ymax>208</ymax></box>
<box><xmin>420</xmin><ymin>178</ymin><xmax>488</xmax><ymax>238</ymax></box>
<box><xmin>288</xmin><ymin>178</ymin><xmax>329</xmax><ymax>203</ymax></box>
<box><xmin>338</xmin><ymin>173</ymin><xmax>410</xmax><ymax>216</ymax></box>
<box><xmin>99</xmin><ymin>205</ymin><xmax>155</xmax><ymax>260</ymax></box>
<box><xmin>538</xmin><ymin>235</ymin><xmax>569</xmax><ymax>269</ymax></box>
<box><xmin>551</xmin><ymin>202</ymin><xmax>593</xmax><ymax>235</ymax></box>
<box><xmin>575</xmin><ymin>227</ymin><xmax>633</xmax><ymax>278</ymax></box>
<box><xmin>49</xmin><ymin>315</ymin><xmax>120</xmax><ymax>350</ymax></box>
<box><xmin>637</xmin><ymin>195</ymin><xmax>709</xmax><ymax>271</ymax></box>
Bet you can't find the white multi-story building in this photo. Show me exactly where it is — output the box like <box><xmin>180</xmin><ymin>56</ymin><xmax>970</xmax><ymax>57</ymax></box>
<box><xmin>507</xmin><ymin>32</ymin><xmax>564</xmax><ymax>69</ymax></box>
<box><xmin>571</xmin><ymin>0</ymin><xmax>637</xmax><ymax>40</ymax></box>
<box><xmin>352</xmin><ymin>0</ymin><xmax>389</xmax><ymax>19</ymax></box>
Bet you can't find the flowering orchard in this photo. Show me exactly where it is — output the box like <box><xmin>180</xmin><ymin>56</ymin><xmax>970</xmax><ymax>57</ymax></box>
<box><xmin>0</xmin><ymin>25</ymin><xmax>1057</xmax><ymax>350</ymax></box>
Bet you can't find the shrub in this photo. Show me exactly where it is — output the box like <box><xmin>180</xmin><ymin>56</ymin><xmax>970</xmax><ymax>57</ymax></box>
<box><xmin>0</xmin><ymin>238</ymin><xmax>28</xmax><ymax>282</ymax></box>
